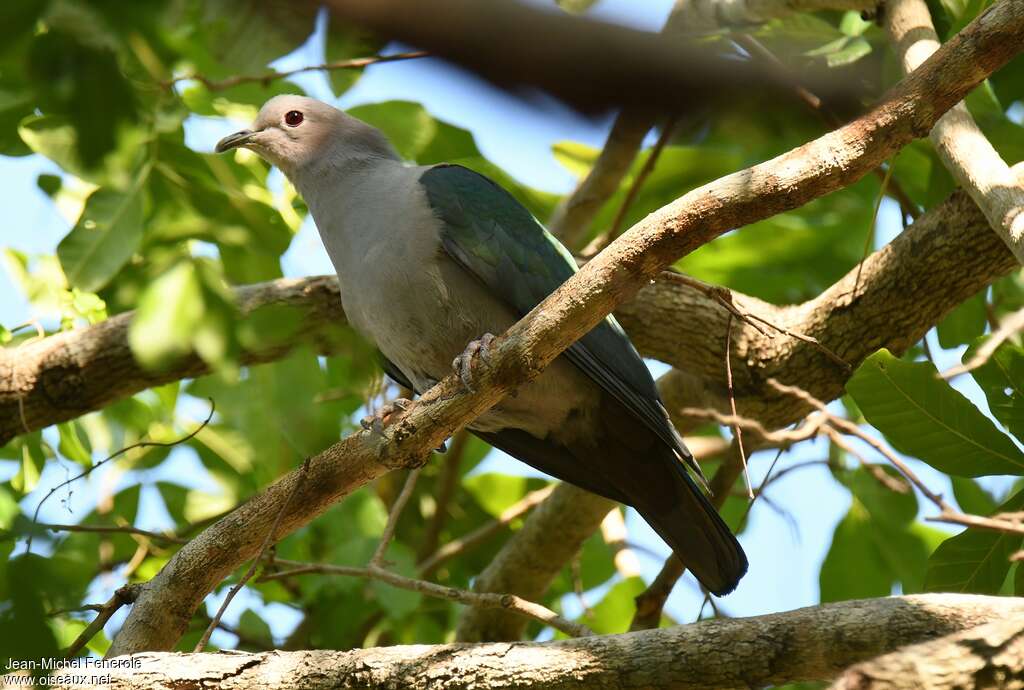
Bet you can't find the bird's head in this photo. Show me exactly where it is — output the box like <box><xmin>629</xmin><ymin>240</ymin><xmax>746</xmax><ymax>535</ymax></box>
<box><xmin>215</xmin><ymin>95</ymin><xmax>395</xmax><ymax>177</ymax></box>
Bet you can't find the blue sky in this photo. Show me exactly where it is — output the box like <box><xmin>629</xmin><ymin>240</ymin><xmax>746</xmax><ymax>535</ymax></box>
<box><xmin>1</xmin><ymin>0</ymin><xmax>1008</xmax><ymax>649</ymax></box>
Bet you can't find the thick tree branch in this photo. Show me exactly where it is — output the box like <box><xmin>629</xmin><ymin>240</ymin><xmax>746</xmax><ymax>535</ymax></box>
<box><xmin>832</xmin><ymin>615</ymin><xmax>1024</xmax><ymax>689</ymax></box>
<box><xmin>884</xmin><ymin>0</ymin><xmax>1024</xmax><ymax>263</ymax></box>
<box><xmin>71</xmin><ymin>595</ymin><xmax>1024</xmax><ymax>689</ymax></box>
<box><xmin>0</xmin><ymin>277</ymin><xmax>346</xmax><ymax>447</ymax></box>
<box><xmin>321</xmin><ymin>0</ymin><xmax>856</xmax><ymax>114</ymax></box>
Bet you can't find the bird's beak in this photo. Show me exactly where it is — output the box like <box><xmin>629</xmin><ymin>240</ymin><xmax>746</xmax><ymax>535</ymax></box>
<box><xmin>215</xmin><ymin>129</ymin><xmax>255</xmax><ymax>153</ymax></box>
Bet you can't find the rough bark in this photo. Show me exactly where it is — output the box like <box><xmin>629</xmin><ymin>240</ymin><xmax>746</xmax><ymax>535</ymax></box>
<box><xmin>832</xmin><ymin>616</ymin><xmax>1024</xmax><ymax>690</ymax></box>
<box><xmin>0</xmin><ymin>277</ymin><xmax>346</xmax><ymax>447</ymax></box>
<box><xmin>885</xmin><ymin>0</ymin><xmax>1024</xmax><ymax>264</ymax></box>
<box><xmin>60</xmin><ymin>595</ymin><xmax>1024</xmax><ymax>689</ymax></box>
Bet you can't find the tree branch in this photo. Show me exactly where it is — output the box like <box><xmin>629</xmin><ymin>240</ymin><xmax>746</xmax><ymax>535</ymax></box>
<box><xmin>832</xmin><ymin>615</ymin><xmax>1024</xmax><ymax>689</ymax></box>
<box><xmin>321</xmin><ymin>0</ymin><xmax>858</xmax><ymax>114</ymax></box>
<box><xmin>73</xmin><ymin>595</ymin><xmax>1024</xmax><ymax>689</ymax></box>
<box><xmin>884</xmin><ymin>0</ymin><xmax>1024</xmax><ymax>263</ymax></box>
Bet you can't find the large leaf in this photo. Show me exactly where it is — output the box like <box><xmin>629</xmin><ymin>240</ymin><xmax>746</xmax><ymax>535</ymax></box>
<box><xmin>846</xmin><ymin>349</ymin><xmax>1024</xmax><ymax>476</ymax></box>
<box><xmin>936</xmin><ymin>291</ymin><xmax>987</xmax><ymax>348</ymax></box>
<box><xmin>970</xmin><ymin>340</ymin><xmax>1024</xmax><ymax>440</ymax></box>
<box><xmin>128</xmin><ymin>259</ymin><xmax>238</xmax><ymax>371</ymax></box>
<box><xmin>348</xmin><ymin>101</ymin><xmax>478</xmax><ymax>165</ymax></box>
<box><xmin>58</xmin><ymin>178</ymin><xmax>147</xmax><ymax>292</ymax></box>
<box><xmin>924</xmin><ymin>488</ymin><xmax>1024</xmax><ymax>593</ymax></box>
<box><xmin>820</xmin><ymin>466</ymin><xmax>936</xmax><ymax>599</ymax></box>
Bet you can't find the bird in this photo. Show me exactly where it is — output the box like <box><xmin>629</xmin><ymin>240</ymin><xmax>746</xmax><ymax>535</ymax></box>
<box><xmin>216</xmin><ymin>95</ymin><xmax>748</xmax><ymax>595</ymax></box>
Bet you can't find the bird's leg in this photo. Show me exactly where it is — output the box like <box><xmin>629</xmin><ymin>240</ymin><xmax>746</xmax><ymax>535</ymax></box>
<box><xmin>452</xmin><ymin>333</ymin><xmax>497</xmax><ymax>392</ymax></box>
<box><xmin>360</xmin><ymin>398</ymin><xmax>413</xmax><ymax>436</ymax></box>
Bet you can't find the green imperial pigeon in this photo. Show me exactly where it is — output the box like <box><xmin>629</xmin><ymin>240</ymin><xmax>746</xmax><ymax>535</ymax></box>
<box><xmin>217</xmin><ymin>95</ymin><xmax>748</xmax><ymax>595</ymax></box>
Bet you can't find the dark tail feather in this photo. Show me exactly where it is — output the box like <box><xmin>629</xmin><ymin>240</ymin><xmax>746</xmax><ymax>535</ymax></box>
<box><xmin>633</xmin><ymin>459</ymin><xmax>748</xmax><ymax>596</ymax></box>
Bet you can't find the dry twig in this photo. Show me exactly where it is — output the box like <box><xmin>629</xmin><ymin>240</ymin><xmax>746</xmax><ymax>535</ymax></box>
<box><xmin>27</xmin><ymin>401</ymin><xmax>216</xmax><ymax>552</ymax></box>
<box><xmin>193</xmin><ymin>458</ymin><xmax>310</xmax><ymax>652</ymax></box>
<box><xmin>63</xmin><ymin>584</ymin><xmax>141</xmax><ymax>658</ymax></box>
<box><xmin>163</xmin><ymin>51</ymin><xmax>429</xmax><ymax>91</ymax></box>
<box><xmin>418</xmin><ymin>484</ymin><xmax>556</xmax><ymax>575</ymax></box>
<box><xmin>942</xmin><ymin>305</ymin><xmax>1024</xmax><ymax>378</ymax></box>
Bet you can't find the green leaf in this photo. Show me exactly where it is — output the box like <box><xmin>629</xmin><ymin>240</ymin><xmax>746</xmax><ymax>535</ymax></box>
<box><xmin>56</xmin><ymin>421</ymin><xmax>91</xmax><ymax>467</ymax></box>
<box><xmin>822</xmin><ymin>466</ymin><xmax>933</xmax><ymax>596</ymax></box>
<box><xmin>324</xmin><ymin>14</ymin><xmax>383</xmax><ymax>97</ymax></box>
<box><xmin>0</xmin><ymin>484</ymin><xmax>20</xmax><ymax>530</ymax></box>
<box><xmin>952</xmin><ymin>477</ymin><xmax>998</xmax><ymax>515</ymax></box>
<box><xmin>348</xmin><ymin>101</ymin><xmax>479</xmax><ymax>165</ymax></box>
<box><xmin>129</xmin><ymin>260</ymin><xmax>204</xmax><ymax>369</ymax></box>
<box><xmin>370</xmin><ymin>542</ymin><xmax>422</xmax><ymax>619</ymax></box>
<box><xmin>936</xmin><ymin>291</ymin><xmax>987</xmax><ymax>348</ymax></box>
<box><xmin>26</xmin><ymin>29</ymin><xmax>140</xmax><ymax>167</ymax></box>
<box><xmin>846</xmin><ymin>349</ymin><xmax>1024</xmax><ymax>477</ymax></box>
<box><xmin>58</xmin><ymin>180</ymin><xmax>147</xmax><ymax>292</ymax></box>
<box><xmin>969</xmin><ymin>340</ymin><xmax>1024</xmax><ymax>440</ymax></box>
<box><xmin>237</xmin><ymin>609</ymin><xmax>274</xmax><ymax>648</ymax></box>
<box><xmin>925</xmin><ymin>488</ymin><xmax>1024</xmax><ymax>593</ymax></box>
<box><xmin>11</xmin><ymin>434</ymin><xmax>47</xmax><ymax>495</ymax></box>
<box><xmin>820</xmin><ymin>501</ymin><xmax>893</xmax><ymax>601</ymax></box>
<box><xmin>584</xmin><ymin>577</ymin><xmax>646</xmax><ymax>634</ymax></box>
<box><xmin>128</xmin><ymin>259</ymin><xmax>239</xmax><ymax>371</ymax></box>
<box><xmin>555</xmin><ymin>0</ymin><xmax>599</xmax><ymax>12</ymax></box>
<box><xmin>464</xmin><ymin>473</ymin><xmax>530</xmax><ymax>517</ymax></box>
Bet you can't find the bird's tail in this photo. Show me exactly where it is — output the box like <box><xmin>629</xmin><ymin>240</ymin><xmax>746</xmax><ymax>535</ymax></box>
<box><xmin>632</xmin><ymin>453</ymin><xmax>748</xmax><ymax>596</ymax></box>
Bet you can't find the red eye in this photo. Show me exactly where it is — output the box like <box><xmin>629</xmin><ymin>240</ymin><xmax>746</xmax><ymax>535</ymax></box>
<box><xmin>284</xmin><ymin>110</ymin><xmax>303</xmax><ymax>127</ymax></box>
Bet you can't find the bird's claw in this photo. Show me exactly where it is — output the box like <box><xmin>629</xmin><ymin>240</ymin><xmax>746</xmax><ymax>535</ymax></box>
<box><xmin>452</xmin><ymin>333</ymin><xmax>496</xmax><ymax>392</ymax></box>
<box><xmin>360</xmin><ymin>398</ymin><xmax>413</xmax><ymax>435</ymax></box>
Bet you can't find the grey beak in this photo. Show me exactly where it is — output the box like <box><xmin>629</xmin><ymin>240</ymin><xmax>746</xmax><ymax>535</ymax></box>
<box><xmin>215</xmin><ymin>129</ymin><xmax>255</xmax><ymax>153</ymax></box>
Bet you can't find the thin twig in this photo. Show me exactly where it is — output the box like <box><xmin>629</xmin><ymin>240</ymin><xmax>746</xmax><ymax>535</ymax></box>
<box><xmin>823</xmin><ymin>428</ymin><xmax>910</xmax><ymax>494</ymax></box>
<box><xmin>48</xmin><ymin>603</ymin><xmax>107</xmax><ymax>617</ymax></box>
<box><xmin>928</xmin><ymin>510</ymin><xmax>1024</xmax><ymax>536</ymax></box>
<box><xmin>370</xmin><ymin>468</ymin><xmax>421</xmax><ymax>568</ymax></box>
<box><xmin>418</xmin><ymin>430</ymin><xmax>470</xmax><ymax>561</ymax></box>
<box><xmin>260</xmin><ymin>558</ymin><xmax>593</xmax><ymax>638</ymax></box>
<box><xmin>767</xmin><ymin>379</ymin><xmax>955</xmax><ymax>512</ymax></box>
<box><xmin>40</xmin><ymin>522</ymin><xmax>189</xmax><ymax>544</ymax></box>
<box><xmin>27</xmin><ymin>400</ymin><xmax>216</xmax><ymax>552</ymax></box>
<box><xmin>418</xmin><ymin>484</ymin><xmax>555</xmax><ymax>575</ymax></box>
<box><xmin>63</xmin><ymin>584</ymin><xmax>141</xmax><ymax>658</ymax></box>
<box><xmin>679</xmin><ymin>408</ymin><xmax>828</xmax><ymax>447</ymax></box>
<box><xmin>853</xmin><ymin>161</ymin><xmax>895</xmax><ymax>296</ymax></box>
<box><xmin>163</xmin><ymin>51</ymin><xmax>430</xmax><ymax>91</ymax></box>
<box><xmin>942</xmin><ymin>305</ymin><xmax>1024</xmax><ymax>379</ymax></box>
<box><xmin>725</xmin><ymin>314</ymin><xmax>753</xmax><ymax>499</ymax></box>
<box><xmin>193</xmin><ymin>458</ymin><xmax>310</xmax><ymax>652</ymax></box>
<box><xmin>582</xmin><ymin>116</ymin><xmax>678</xmax><ymax>256</ymax></box>
<box><xmin>660</xmin><ymin>271</ymin><xmax>849</xmax><ymax>370</ymax></box>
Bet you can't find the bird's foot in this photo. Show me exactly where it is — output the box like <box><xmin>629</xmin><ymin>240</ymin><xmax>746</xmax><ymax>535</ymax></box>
<box><xmin>360</xmin><ymin>398</ymin><xmax>413</xmax><ymax>435</ymax></box>
<box><xmin>452</xmin><ymin>333</ymin><xmax>497</xmax><ymax>392</ymax></box>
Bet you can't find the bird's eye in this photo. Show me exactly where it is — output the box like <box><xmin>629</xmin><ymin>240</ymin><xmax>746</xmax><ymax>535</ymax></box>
<box><xmin>284</xmin><ymin>110</ymin><xmax>304</xmax><ymax>127</ymax></box>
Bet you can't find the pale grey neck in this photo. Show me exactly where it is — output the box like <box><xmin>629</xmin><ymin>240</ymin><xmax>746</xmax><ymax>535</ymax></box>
<box><xmin>292</xmin><ymin>136</ymin><xmax>399</xmax><ymax>196</ymax></box>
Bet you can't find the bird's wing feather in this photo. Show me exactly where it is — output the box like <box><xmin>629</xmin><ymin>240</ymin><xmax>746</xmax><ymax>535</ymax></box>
<box><xmin>419</xmin><ymin>163</ymin><xmax>704</xmax><ymax>483</ymax></box>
